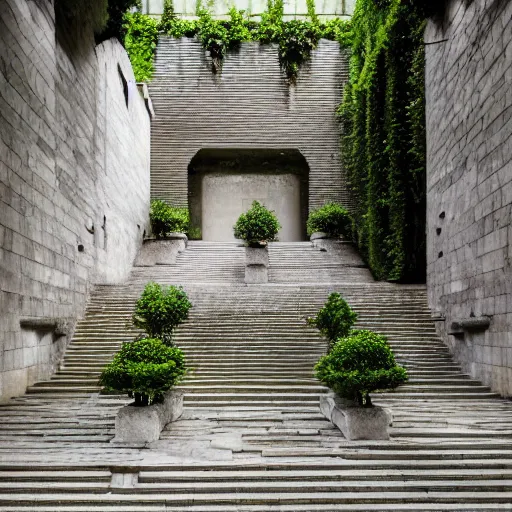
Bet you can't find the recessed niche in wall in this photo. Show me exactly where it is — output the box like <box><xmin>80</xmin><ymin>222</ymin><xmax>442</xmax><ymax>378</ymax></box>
<box><xmin>436</xmin><ymin>228</ymin><xmax>442</xmax><ymax>235</ymax></box>
<box><xmin>438</xmin><ymin>251</ymin><xmax>444</xmax><ymax>258</ymax></box>
<box><xmin>78</xmin><ymin>244</ymin><xmax>84</xmax><ymax>252</ymax></box>
<box><xmin>439</xmin><ymin>211</ymin><xmax>446</xmax><ymax>219</ymax></box>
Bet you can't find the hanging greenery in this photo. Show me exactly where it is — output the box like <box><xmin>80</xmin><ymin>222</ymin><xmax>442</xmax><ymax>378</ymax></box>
<box><xmin>151</xmin><ymin>0</ymin><xmax>352</xmax><ymax>81</ymax></box>
<box><xmin>123</xmin><ymin>11</ymin><xmax>159</xmax><ymax>81</ymax></box>
<box><xmin>339</xmin><ymin>0</ymin><xmax>427</xmax><ymax>282</ymax></box>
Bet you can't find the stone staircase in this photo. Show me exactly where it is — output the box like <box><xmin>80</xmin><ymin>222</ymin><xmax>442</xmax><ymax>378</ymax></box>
<box><xmin>0</xmin><ymin>241</ymin><xmax>511</xmax><ymax>510</ymax></box>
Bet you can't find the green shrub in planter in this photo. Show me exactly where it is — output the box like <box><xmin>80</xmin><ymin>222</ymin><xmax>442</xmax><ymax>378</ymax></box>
<box><xmin>150</xmin><ymin>200</ymin><xmax>189</xmax><ymax>238</ymax></box>
<box><xmin>306</xmin><ymin>202</ymin><xmax>351</xmax><ymax>238</ymax></box>
<box><xmin>233</xmin><ymin>201</ymin><xmax>281</xmax><ymax>245</ymax></box>
<box><xmin>99</xmin><ymin>338</ymin><xmax>186</xmax><ymax>406</ymax></box>
<box><xmin>308</xmin><ymin>292</ymin><xmax>358</xmax><ymax>349</ymax></box>
<box><xmin>315</xmin><ymin>330</ymin><xmax>408</xmax><ymax>407</ymax></box>
<box><xmin>133</xmin><ymin>282</ymin><xmax>192</xmax><ymax>345</ymax></box>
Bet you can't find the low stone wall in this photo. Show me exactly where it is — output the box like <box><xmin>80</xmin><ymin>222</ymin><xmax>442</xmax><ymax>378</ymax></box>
<box><xmin>0</xmin><ymin>1</ymin><xmax>151</xmax><ymax>401</ymax></box>
<box><xmin>425</xmin><ymin>0</ymin><xmax>512</xmax><ymax>396</ymax></box>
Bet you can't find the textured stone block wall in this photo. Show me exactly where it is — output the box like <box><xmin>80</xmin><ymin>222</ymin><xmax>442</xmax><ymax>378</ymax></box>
<box><xmin>0</xmin><ymin>0</ymin><xmax>151</xmax><ymax>401</ymax></box>
<box><xmin>425</xmin><ymin>0</ymin><xmax>512</xmax><ymax>395</ymax></box>
<box><xmin>149</xmin><ymin>37</ymin><xmax>349</xmax><ymax>212</ymax></box>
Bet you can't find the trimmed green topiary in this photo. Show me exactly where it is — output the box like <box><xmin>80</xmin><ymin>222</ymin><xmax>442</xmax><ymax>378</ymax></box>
<box><xmin>308</xmin><ymin>292</ymin><xmax>358</xmax><ymax>349</ymax></box>
<box><xmin>99</xmin><ymin>338</ymin><xmax>186</xmax><ymax>406</ymax></box>
<box><xmin>307</xmin><ymin>203</ymin><xmax>351</xmax><ymax>238</ymax></box>
<box><xmin>133</xmin><ymin>282</ymin><xmax>192</xmax><ymax>345</ymax></box>
<box><xmin>149</xmin><ymin>200</ymin><xmax>190</xmax><ymax>238</ymax></box>
<box><xmin>315</xmin><ymin>330</ymin><xmax>408</xmax><ymax>406</ymax></box>
<box><xmin>233</xmin><ymin>201</ymin><xmax>281</xmax><ymax>245</ymax></box>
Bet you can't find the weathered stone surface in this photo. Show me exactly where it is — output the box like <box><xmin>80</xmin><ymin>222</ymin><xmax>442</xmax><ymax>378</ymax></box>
<box><xmin>425</xmin><ymin>0</ymin><xmax>512</xmax><ymax>396</ymax></box>
<box><xmin>245</xmin><ymin>247</ymin><xmax>269</xmax><ymax>267</ymax></box>
<box><xmin>0</xmin><ymin>1</ymin><xmax>151</xmax><ymax>401</ymax></box>
<box><xmin>320</xmin><ymin>393</ymin><xmax>391</xmax><ymax>440</ymax></box>
<box><xmin>135</xmin><ymin>238</ymin><xmax>187</xmax><ymax>266</ymax></box>
<box><xmin>245</xmin><ymin>265</ymin><xmax>269</xmax><ymax>284</ymax></box>
<box><xmin>113</xmin><ymin>389</ymin><xmax>184</xmax><ymax>445</ymax></box>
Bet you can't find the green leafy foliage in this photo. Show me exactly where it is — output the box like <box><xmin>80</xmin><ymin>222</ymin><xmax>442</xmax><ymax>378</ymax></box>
<box><xmin>99</xmin><ymin>338</ymin><xmax>186</xmax><ymax>405</ymax></box>
<box><xmin>133</xmin><ymin>282</ymin><xmax>192</xmax><ymax>345</ymax></box>
<box><xmin>320</xmin><ymin>18</ymin><xmax>352</xmax><ymax>46</ymax></box>
<box><xmin>120</xmin><ymin>0</ymin><xmax>353</xmax><ymax>83</ymax></box>
<box><xmin>149</xmin><ymin>200</ymin><xmax>190</xmax><ymax>238</ymax></box>
<box><xmin>306</xmin><ymin>203</ymin><xmax>351</xmax><ymax>237</ymax></box>
<box><xmin>159</xmin><ymin>0</ymin><xmax>199</xmax><ymax>37</ymax></box>
<box><xmin>339</xmin><ymin>0</ymin><xmax>427</xmax><ymax>282</ymax></box>
<box><xmin>123</xmin><ymin>12</ymin><xmax>159</xmax><ymax>81</ymax></box>
<box><xmin>233</xmin><ymin>201</ymin><xmax>281</xmax><ymax>245</ymax></box>
<box><xmin>187</xmin><ymin>226</ymin><xmax>202</xmax><ymax>240</ymax></box>
<box><xmin>315</xmin><ymin>330</ymin><xmax>408</xmax><ymax>406</ymax></box>
<box><xmin>308</xmin><ymin>293</ymin><xmax>358</xmax><ymax>348</ymax></box>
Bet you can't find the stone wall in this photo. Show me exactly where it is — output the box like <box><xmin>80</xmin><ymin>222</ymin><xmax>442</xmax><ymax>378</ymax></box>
<box><xmin>149</xmin><ymin>37</ymin><xmax>349</xmax><ymax>217</ymax></box>
<box><xmin>425</xmin><ymin>0</ymin><xmax>512</xmax><ymax>396</ymax></box>
<box><xmin>0</xmin><ymin>0</ymin><xmax>151</xmax><ymax>401</ymax></box>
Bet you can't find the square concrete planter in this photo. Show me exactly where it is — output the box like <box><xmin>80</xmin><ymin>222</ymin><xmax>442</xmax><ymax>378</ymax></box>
<box><xmin>245</xmin><ymin>246</ymin><xmax>269</xmax><ymax>284</ymax></box>
<box><xmin>320</xmin><ymin>393</ymin><xmax>391</xmax><ymax>440</ymax></box>
<box><xmin>112</xmin><ymin>389</ymin><xmax>184</xmax><ymax>444</ymax></box>
<box><xmin>135</xmin><ymin>235</ymin><xmax>187</xmax><ymax>266</ymax></box>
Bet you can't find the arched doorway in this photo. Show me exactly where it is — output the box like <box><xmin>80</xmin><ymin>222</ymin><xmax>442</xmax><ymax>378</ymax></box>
<box><xmin>188</xmin><ymin>148</ymin><xmax>309</xmax><ymax>242</ymax></box>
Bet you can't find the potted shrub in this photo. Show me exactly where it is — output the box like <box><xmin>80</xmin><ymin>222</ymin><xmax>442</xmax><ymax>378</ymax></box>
<box><xmin>307</xmin><ymin>203</ymin><xmax>351</xmax><ymax>247</ymax></box>
<box><xmin>315</xmin><ymin>330</ymin><xmax>408</xmax><ymax>440</ymax></box>
<box><xmin>307</xmin><ymin>292</ymin><xmax>358</xmax><ymax>351</ymax></box>
<box><xmin>149</xmin><ymin>200</ymin><xmax>190</xmax><ymax>238</ymax></box>
<box><xmin>132</xmin><ymin>282</ymin><xmax>192</xmax><ymax>346</ymax></box>
<box><xmin>99</xmin><ymin>337</ymin><xmax>187</xmax><ymax>444</ymax></box>
<box><xmin>233</xmin><ymin>201</ymin><xmax>281</xmax><ymax>284</ymax></box>
<box><xmin>137</xmin><ymin>200</ymin><xmax>190</xmax><ymax>265</ymax></box>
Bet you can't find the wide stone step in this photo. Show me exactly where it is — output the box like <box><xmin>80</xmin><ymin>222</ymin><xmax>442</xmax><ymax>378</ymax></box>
<box><xmin>0</xmin><ymin>491</ymin><xmax>511</xmax><ymax>506</ymax></box>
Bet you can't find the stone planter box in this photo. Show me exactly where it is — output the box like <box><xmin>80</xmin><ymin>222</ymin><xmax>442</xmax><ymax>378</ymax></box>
<box><xmin>245</xmin><ymin>246</ymin><xmax>269</xmax><ymax>284</ymax></box>
<box><xmin>320</xmin><ymin>393</ymin><xmax>391</xmax><ymax>440</ymax></box>
<box><xmin>112</xmin><ymin>389</ymin><xmax>184</xmax><ymax>444</ymax></box>
<box><xmin>135</xmin><ymin>234</ymin><xmax>187</xmax><ymax>266</ymax></box>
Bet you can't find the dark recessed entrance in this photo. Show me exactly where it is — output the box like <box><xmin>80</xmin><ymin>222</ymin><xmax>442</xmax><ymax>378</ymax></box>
<box><xmin>188</xmin><ymin>148</ymin><xmax>309</xmax><ymax>242</ymax></box>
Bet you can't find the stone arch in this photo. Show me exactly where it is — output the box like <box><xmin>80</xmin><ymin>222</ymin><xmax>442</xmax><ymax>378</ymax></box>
<box><xmin>188</xmin><ymin>148</ymin><xmax>310</xmax><ymax>242</ymax></box>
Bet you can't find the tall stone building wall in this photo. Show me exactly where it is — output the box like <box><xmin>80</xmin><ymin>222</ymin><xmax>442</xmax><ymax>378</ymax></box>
<box><xmin>149</xmin><ymin>37</ymin><xmax>350</xmax><ymax>220</ymax></box>
<box><xmin>425</xmin><ymin>0</ymin><xmax>512</xmax><ymax>396</ymax></box>
<box><xmin>0</xmin><ymin>0</ymin><xmax>151</xmax><ymax>401</ymax></box>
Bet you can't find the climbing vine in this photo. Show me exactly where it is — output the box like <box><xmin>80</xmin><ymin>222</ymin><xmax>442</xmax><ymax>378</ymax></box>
<box><xmin>123</xmin><ymin>12</ymin><xmax>159</xmax><ymax>81</ymax></box>
<box><xmin>339</xmin><ymin>0</ymin><xmax>427</xmax><ymax>282</ymax></box>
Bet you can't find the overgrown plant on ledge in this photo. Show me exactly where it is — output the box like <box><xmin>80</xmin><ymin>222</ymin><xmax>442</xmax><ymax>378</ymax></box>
<box><xmin>129</xmin><ymin>0</ymin><xmax>352</xmax><ymax>82</ymax></box>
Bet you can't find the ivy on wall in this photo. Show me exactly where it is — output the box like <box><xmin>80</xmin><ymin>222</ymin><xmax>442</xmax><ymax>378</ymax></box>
<box><xmin>123</xmin><ymin>12</ymin><xmax>159</xmax><ymax>81</ymax></box>
<box><xmin>122</xmin><ymin>0</ymin><xmax>352</xmax><ymax>81</ymax></box>
<box><xmin>339</xmin><ymin>0</ymin><xmax>427</xmax><ymax>282</ymax></box>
